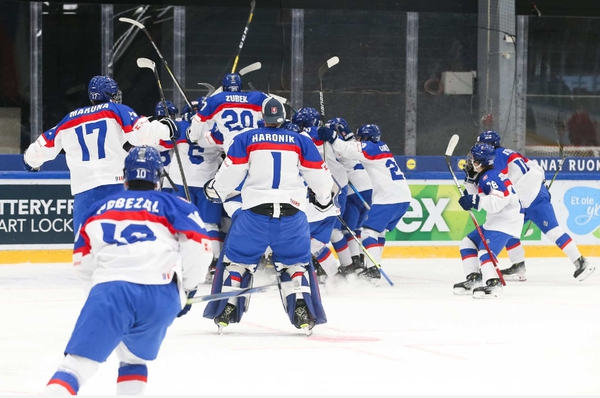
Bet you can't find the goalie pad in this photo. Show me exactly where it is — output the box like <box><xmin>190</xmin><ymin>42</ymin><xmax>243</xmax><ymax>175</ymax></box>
<box><xmin>278</xmin><ymin>262</ymin><xmax>327</xmax><ymax>327</ymax></box>
<box><xmin>203</xmin><ymin>261</ymin><xmax>253</xmax><ymax>323</ymax></box>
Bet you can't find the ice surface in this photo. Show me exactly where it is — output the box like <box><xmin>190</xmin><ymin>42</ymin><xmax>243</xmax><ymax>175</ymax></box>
<box><xmin>0</xmin><ymin>257</ymin><xmax>598</xmax><ymax>395</ymax></box>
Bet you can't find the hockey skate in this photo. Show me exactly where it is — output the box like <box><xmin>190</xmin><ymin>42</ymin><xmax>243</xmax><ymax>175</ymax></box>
<box><xmin>573</xmin><ymin>256</ymin><xmax>595</xmax><ymax>281</ymax></box>
<box><xmin>453</xmin><ymin>272</ymin><xmax>482</xmax><ymax>295</ymax></box>
<box><xmin>204</xmin><ymin>257</ymin><xmax>218</xmax><ymax>284</ymax></box>
<box><xmin>312</xmin><ymin>256</ymin><xmax>327</xmax><ymax>284</ymax></box>
<box><xmin>214</xmin><ymin>303</ymin><xmax>237</xmax><ymax>334</ymax></box>
<box><xmin>501</xmin><ymin>261</ymin><xmax>527</xmax><ymax>281</ymax></box>
<box><xmin>293</xmin><ymin>299</ymin><xmax>315</xmax><ymax>336</ymax></box>
<box><xmin>357</xmin><ymin>266</ymin><xmax>381</xmax><ymax>286</ymax></box>
<box><xmin>472</xmin><ymin>278</ymin><xmax>502</xmax><ymax>299</ymax></box>
<box><xmin>337</xmin><ymin>255</ymin><xmax>365</xmax><ymax>276</ymax></box>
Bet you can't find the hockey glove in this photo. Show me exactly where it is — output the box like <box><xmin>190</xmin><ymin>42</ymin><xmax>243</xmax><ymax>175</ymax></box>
<box><xmin>160</xmin><ymin>117</ymin><xmax>180</xmax><ymax>141</ymax></box>
<box><xmin>458</xmin><ymin>194</ymin><xmax>480</xmax><ymax>211</ymax></box>
<box><xmin>22</xmin><ymin>155</ymin><xmax>40</xmax><ymax>172</ymax></box>
<box><xmin>463</xmin><ymin>161</ymin><xmax>479</xmax><ymax>184</ymax></box>
<box><xmin>317</xmin><ymin>125</ymin><xmax>337</xmax><ymax>144</ymax></box>
<box><xmin>177</xmin><ymin>290</ymin><xmax>197</xmax><ymax>318</ymax></box>
<box><xmin>181</xmin><ymin>111</ymin><xmax>196</xmax><ymax>123</ymax></box>
<box><xmin>308</xmin><ymin>188</ymin><xmax>335</xmax><ymax>212</ymax></box>
<box><xmin>203</xmin><ymin>178</ymin><xmax>223</xmax><ymax>204</ymax></box>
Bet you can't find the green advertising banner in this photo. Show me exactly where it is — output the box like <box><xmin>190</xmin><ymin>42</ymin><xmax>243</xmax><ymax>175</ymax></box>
<box><xmin>386</xmin><ymin>182</ymin><xmax>542</xmax><ymax>242</ymax></box>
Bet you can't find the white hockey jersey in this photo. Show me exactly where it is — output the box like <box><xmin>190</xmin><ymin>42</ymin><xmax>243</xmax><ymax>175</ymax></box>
<box><xmin>330</xmin><ymin>138</ymin><xmax>411</xmax><ymax>205</ymax></box>
<box><xmin>24</xmin><ymin>102</ymin><xmax>171</xmax><ymax>195</ymax></box>
<box><xmin>73</xmin><ymin>189</ymin><xmax>212</xmax><ymax>308</ymax></box>
<box><xmin>493</xmin><ymin>147</ymin><xmax>546</xmax><ymax>208</ymax></box>
<box><xmin>212</xmin><ymin>127</ymin><xmax>334</xmax><ymax>211</ymax></box>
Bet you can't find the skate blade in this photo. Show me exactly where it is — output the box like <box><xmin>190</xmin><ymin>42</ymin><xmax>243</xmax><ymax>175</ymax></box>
<box><xmin>473</xmin><ymin>289</ymin><xmax>503</xmax><ymax>299</ymax></box>
<box><xmin>301</xmin><ymin>326</ymin><xmax>313</xmax><ymax>336</ymax></box>
<box><xmin>503</xmin><ymin>274</ymin><xmax>527</xmax><ymax>282</ymax></box>
<box><xmin>453</xmin><ymin>288</ymin><xmax>473</xmax><ymax>295</ymax></box>
<box><xmin>576</xmin><ymin>264</ymin><xmax>596</xmax><ymax>282</ymax></box>
<box><xmin>217</xmin><ymin>325</ymin><xmax>224</xmax><ymax>335</ymax></box>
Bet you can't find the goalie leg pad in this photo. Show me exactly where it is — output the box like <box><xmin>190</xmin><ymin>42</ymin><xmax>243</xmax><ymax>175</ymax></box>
<box><xmin>203</xmin><ymin>263</ymin><xmax>254</xmax><ymax>323</ymax></box>
<box><xmin>279</xmin><ymin>264</ymin><xmax>327</xmax><ymax>327</ymax></box>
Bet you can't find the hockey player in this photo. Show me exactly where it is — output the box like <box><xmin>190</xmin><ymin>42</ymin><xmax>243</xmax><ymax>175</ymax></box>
<box><xmin>454</xmin><ymin>142</ymin><xmax>524</xmax><ymax>298</ymax></box>
<box><xmin>203</xmin><ymin>97</ymin><xmax>336</xmax><ymax>335</ymax></box>
<box><xmin>23</xmin><ymin>75</ymin><xmax>178</xmax><ymax>235</ymax></box>
<box><xmin>167</xmin><ymin>100</ymin><xmax>224</xmax><ymax>283</ymax></box>
<box><xmin>292</xmin><ymin>108</ymin><xmax>346</xmax><ymax>283</ymax></box>
<box><xmin>318</xmin><ymin>123</ymin><xmax>412</xmax><ymax>285</ymax></box>
<box><xmin>326</xmin><ymin>117</ymin><xmax>373</xmax><ymax>275</ymax></box>
<box><xmin>476</xmin><ymin>130</ymin><xmax>595</xmax><ymax>281</ymax></box>
<box><xmin>186</xmin><ymin>73</ymin><xmax>270</xmax><ymax>151</ymax></box>
<box><xmin>43</xmin><ymin>146</ymin><xmax>212</xmax><ymax>395</ymax></box>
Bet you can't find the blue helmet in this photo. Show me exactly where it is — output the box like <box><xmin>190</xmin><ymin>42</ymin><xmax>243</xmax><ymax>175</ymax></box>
<box><xmin>327</xmin><ymin>118</ymin><xmax>353</xmax><ymax>140</ymax></box>
<box><xmin>477</xmin><ymin>130</ymin><xmax>501</xmax><ymax>148</ymax></box>
<box><xmin>356</xmin><ymin>124</ymin><xmax>381</xmax><ymax>143</ymax></box>
<box><xmin>123</xmin><ymin>146</ymin><xmax>164</xmax><ymax>188</ymax></box>
<box><xmin>469</xmin><ymin>142</ymin><xmax>495</xmax><ymax>167</ymax></box>
<box><xmin>291</xmin><ymin>107</ymin><xmax>320</xmax><ymax>128</ymax></box>
<box><xmin>88</xmin><ymin>75</ymin><xmax>122</xmax><ymax>104</ymax></box>
<box><xmin>222</xmin><ymin>73</ymin><xmax>242</xmax><ymax>92</ymax></box>
<box><xmin>181</xmin><ymin>97</ymin><xmax>205</xmax><ymax>115</ymax></box>
<box><xmin>281</xmin><ymin>121</ymin><xmax>301</xmax><ymax>133</ymax></box>
<box><xmin>155</xmin><ymin>100</ymin><xmax>179</xmax><ymax>118</ymax></box>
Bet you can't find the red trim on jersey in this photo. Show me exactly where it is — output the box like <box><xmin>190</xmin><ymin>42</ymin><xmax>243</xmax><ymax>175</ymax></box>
<box><xmin>47</xmin><ymin>110</ymin><xmax>125</xmax><ymax>148</ymax></box>
<box><xmin>199</xmin><ymin>103</ymin><xmax>262</xmax><ymax>122</ymax></box>
<box><xmin>362</xmin><ymin>151</ymin><xmax>393</xmax><ymax>161</ymax></box>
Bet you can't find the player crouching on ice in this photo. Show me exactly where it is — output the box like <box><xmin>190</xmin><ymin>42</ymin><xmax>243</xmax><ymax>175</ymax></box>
<box><xmin>202</xmin><ymin>97</ymin><xmax>336</xmax><ymax>335</ymax></box>
<box><xmin>454</xmin><ymin>142</ymin><xmax>524</xmax><ymax>299</ymax></box>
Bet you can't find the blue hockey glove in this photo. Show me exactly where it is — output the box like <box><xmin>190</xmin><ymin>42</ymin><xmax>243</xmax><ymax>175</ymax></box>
<box><xmin>22</xmin><ymin>155</ymin><xmax>40</xmax><ymax>172</ymax></box>
<box><xmin>317</xmin><ymin>125</ymin><xmax>337</xmax><ymax>144</ymax></box>
<box><xmin>177</xmin><ymin>290</ymin><xmax>197</xmax><ymax>318</ymax></box>
<box><xmin>458</xmin><ymin>194</ymin><xmax>480</xmax><ymax>211</ymax></box>
<box><xmin>160</xmin><ymin>117</ymin><xmax>180</xmax><ymax>141</ymax></box>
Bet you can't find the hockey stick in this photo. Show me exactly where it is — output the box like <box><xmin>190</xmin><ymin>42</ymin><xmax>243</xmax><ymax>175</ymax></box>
<box><xmin>120</xmin><ymin>17</ymin><xmax>193</xmax><ymax>109</ymax></box>
<box><xmin>187</xmin><ymin>282</ymin><xmax>286</xmax><ymax>305</ymax></box>
<box><xmin>523</xmin><ymin>142</ymin><xmax>565</xmax><ymax>237</ymax></box>
<box><xmin>197</xmin><ymin>83</ymin><xmax>216</xmax><ymax>97</ymax></box>
<box><xmin>318</xmin><ymin>57</ymin><xmax>339</xmax><ymax>163</ymax></box>
<box><xmin>348</xmin><ymin>182</ymin><xmax>371</xmax><ymax>211</ymax></box>
<box><xmin>337</xmin><ymin>215</ymin><xmax>394</xmax><ymax>287</ymax></box>
<box><xmin>445</xmin><ymin>134</ymin><xmax>506</xmax><ymax>286</ymax></box>
<box><xmin>231</xmin><ymin>0</ymin><xmax>256</xmax><ymax>74</ymax></box>
<box><xmin>318</xmin><ymin>56</ymin><xmax>339</xmax><ymax>120</ymax></box>
<box><xmin>210</xmin><ymin>62</ymin><xmax>262</xmax><ymax>97</ymax></box>
<box><xmin>137</xmin><ymin>57</ymin><xmax>191</xmax><ymax>202</ymax></box>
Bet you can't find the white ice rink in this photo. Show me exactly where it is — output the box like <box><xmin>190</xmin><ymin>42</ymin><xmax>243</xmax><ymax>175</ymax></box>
<box><xmin>0</xmin><ymin>257</ymin><xmax>599</xmax><ymax>395</ymax></box>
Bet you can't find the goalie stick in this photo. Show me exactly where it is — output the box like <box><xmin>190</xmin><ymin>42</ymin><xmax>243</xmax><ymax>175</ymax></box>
<box><xmin>120</xmin><ymin>17</ymin><xmax>193</xmax><ymax>109</ymax></box>
<box><xmin>137</xmin><ymin>57</ymin><xmax>191</xmax><ymax>202</ymax></box>
<box><xmin>445</xmin><ymin>134</ymin><xmax>506</xmax><ymax>286</ymax></box>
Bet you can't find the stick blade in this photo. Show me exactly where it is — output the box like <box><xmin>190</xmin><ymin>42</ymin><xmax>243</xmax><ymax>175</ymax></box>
<box><xmin>197</xmin><ymin>83</ymin><xmax>215</xmax><ymax>97</ymax></box>
<box><xmin>445</xmin><ymin>134</ymin><xmax>460</xmax><ymax>157</ymax></box>
<box><xmin>318</xmin><ymin>56</ymin><xmax>339</xmax><ymax>79</ymax></box>
<box><xmin>119</xmin><ymin>17</ymin><xmax>145</xmax><ymax>29</ymax></box>
<box><xmin>239</xmin><ymin>62</ymin><xmax>261</xmax><ymax>76</ymax></box>
<box><xmin>136</xmin><ymin>57</ymin><xmax>156</xmax><ymax>70</ymax></box>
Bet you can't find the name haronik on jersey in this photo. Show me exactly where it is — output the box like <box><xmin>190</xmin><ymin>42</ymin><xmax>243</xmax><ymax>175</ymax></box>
<box><xmin>251</xmin><ymin>133</ymin><xmax>296</xmax><ymax>143</ymax></box>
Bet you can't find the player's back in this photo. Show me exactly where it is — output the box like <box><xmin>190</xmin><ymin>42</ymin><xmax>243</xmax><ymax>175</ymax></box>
<box><xmin>74</xmin><ymin>189</ymin><xmax>209</xmax><ymax>286</ymax></box>
<box><xmin>477</xmin><ymin>168</ymin><xmax>523</xmax><ymax>238</ymax></box>
<box><xmin>360</xmin><ymin>140</ymin><xmax>411</xmax><ymax>204</ymax></box>
<box><xmin>494</xmin><ymin>147</ymin><xmax>544</xmax><ymax>207</ymax></box>
<box><xmin>50</xmin><ymin>102</ymin><xmax>139</xmax><ymax>194</ymax></box>
<box><xmin>199</xmin><ymin>91</ymin><xmax>269</xmax><ymax>149</ymax></box>
<box><xmin>227</xmin><ymin>127</ymin><xmax>328</xmax><ymax>211</ymax></box>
